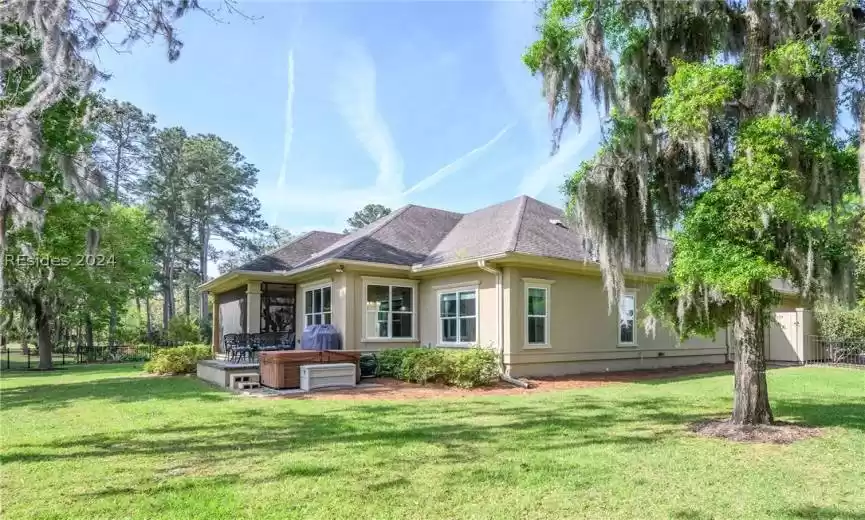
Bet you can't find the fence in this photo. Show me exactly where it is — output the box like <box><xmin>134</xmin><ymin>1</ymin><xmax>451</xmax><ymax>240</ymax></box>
<box><xmin>0</xmin><ymin>342</ymin><xmax>181</xmax><ymax>371</ymax></box>
<box><xmin>803</xmin><ymin>336</ymin><xmax>865</xmax><ymax>368</ymax></box>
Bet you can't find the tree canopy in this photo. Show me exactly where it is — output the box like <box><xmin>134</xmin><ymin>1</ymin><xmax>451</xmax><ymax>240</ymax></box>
<box><xmin>345</xmin><ymin>204</ymin><xmax>392</xmax><ymax>233</ymax></box>
<box><xmin>525</xmin><ymin>0</ymin><xmax>865</xmax><ymax>425</ymax></box>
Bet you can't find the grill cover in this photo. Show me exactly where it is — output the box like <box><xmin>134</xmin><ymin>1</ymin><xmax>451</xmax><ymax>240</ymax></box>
<box><xmin>300</xmin><ymin>324</ymin><xmax>342</xmax><ymax>350</ymax></box>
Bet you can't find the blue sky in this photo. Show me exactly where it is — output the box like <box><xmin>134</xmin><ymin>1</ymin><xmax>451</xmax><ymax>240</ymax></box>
<box><xmin>94</xmin><ymin>0</ymin><xmax>601</xmax><ymax>239</ymax></box>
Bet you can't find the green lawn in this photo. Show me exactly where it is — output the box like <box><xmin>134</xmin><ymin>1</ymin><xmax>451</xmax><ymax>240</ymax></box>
<box><xmin>1</xmin><ymin>364</ymin><xmax>863</xmax><ymax>520</ymax></box>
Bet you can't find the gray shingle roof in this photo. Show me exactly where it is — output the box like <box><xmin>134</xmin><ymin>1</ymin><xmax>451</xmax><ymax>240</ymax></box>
<box><xmin>294</xmin><ymin>205</ymin><xmax>464</xmax><ymax>268</ymax></box>
<box><xmin>237</xmin><ymin>231</ymin><xmax>344</xmax><ymax>272</ymax></box>
<box><xmin>235</xmin><ymin>195</ymin><xmax>672</xmax><ymax>275</ymax></box>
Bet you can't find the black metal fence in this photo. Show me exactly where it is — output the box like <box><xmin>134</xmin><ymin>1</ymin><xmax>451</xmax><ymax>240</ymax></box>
<box><xmin>0</xmin><ymin>342</ymin><xmax>181</xmax><ymax>371</ymax></box>
<box><xmin>804</xmin><ymin>336</ymin><xmax>865</xmax><ymax>368</ymax></box>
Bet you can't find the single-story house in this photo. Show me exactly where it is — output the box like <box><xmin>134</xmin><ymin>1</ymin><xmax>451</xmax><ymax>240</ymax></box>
<box><xmin>200</xmin><ymin>195</ymin><xmax>812</xmax><ymax>378</ymax></box>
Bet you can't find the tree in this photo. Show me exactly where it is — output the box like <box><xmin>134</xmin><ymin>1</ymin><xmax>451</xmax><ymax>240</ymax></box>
<box><xmin>92</xmin><ymin>98</ymin><xmax>157</xmax><ymax>201</ymax></box>
<box><xmin>213</xmin><ymin>225</ymin><xmax>294</xmax><ymax>275</ymax></box>
<box><xmin>0</xmin><ymin>1</ymin><xmax>207</xmax><ymax>303</ymax></box>
<box><xmin>525</xmin><ymin>0</ymin><xmax>864</xmax><ymax>425</ymax></box>
<box><xmin>182</xmin><ymin>134</ymin><xmax>265</xmax><ymax>322</ymax></box>
<box><xmin>345</xmin><ymin>204</ymin><xmax>392</xmax><ymax>232</ymax></box>
<box><xmin>139</xmin><ymin>127</ymin><xmax>189</xmax><ymax>330</ymax></box>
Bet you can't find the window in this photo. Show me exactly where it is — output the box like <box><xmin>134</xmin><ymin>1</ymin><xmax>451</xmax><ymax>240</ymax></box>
<box><xmin>439</xmin><ymin>288</ymin><xmax>477</xmax><ymax>345</ymax></box>
<box><xmin>618</xmin><ymin>291</ymin><xmax>636</xmax><ymax>345</ymax></box>
<box><xmin>364</xmin><ymin>283</ymin><xmax>415</xmax><ymax>339</ymax></box>
<box><xmin>304</xmin><ymin>285</ymin><xmax>332</xmax><ymax>326</ymax></box>
<box><xmin>526</xmin><ymin>285</ymin><xmax>549</xmax><ymax>346</ymax></box>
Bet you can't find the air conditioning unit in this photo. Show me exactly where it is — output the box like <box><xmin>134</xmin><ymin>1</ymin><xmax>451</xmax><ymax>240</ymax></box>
<box><xmin>300</xmin><ymin>363</ymin><xmax>357</xmax><ymax>392</ymax></box>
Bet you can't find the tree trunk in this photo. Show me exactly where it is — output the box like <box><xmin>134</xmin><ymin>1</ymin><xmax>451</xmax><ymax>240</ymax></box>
<box><xmin>184</xmin><ymin>283</ymin><xmax>191</xmax><ymax>316</ymax></box>
<box><xmin>0</xmin><ymin>205</ymin><xmax>8</xmax><ymax>310</ymax></box>
<box><xmin>742</xmin><ymin>2</ymin><xmax>770</xmax><ymax>118</ymax></box>
<box><xmin>162</xmin><ymin>257</ymin><xmax>174</xmax><ymax>329</ymax></box>
<box><xmin>731</xmin><ymin>305</ymin><xmax>773</xmax><ymax>425</ymax></box>
<box><xmin>85</xmin><ymin>314</ymin><xmax>94</xmax><ymax>348</ymax></box>
<box><xmin>199</xmin><ymin>224</ymin><xmax>210</xmax><ymax>324</ymax></box>
<box><xmin>145</xmin><ymin>293</ymin><xmax>153</xmax><ymax>336</ymax></box>
<box><xmin>109</xmin><ymin>303</ymin><xmax>117</xmax><ymax>346</ymax></box>
<box><xmin>34</xmin><ymin>296</ymin><xmax>53</xmax><ymax>370</ymax></box>
<box><xmin>858</xmin><ymin>96</ymin><xmax>865</xmax><ymax>201</ymax></box>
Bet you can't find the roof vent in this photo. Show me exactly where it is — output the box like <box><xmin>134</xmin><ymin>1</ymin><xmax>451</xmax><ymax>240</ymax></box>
<box><xmin>549</xmin><ymin>219</ymin><xmax>569</xmax><ymax>230</ymax></box>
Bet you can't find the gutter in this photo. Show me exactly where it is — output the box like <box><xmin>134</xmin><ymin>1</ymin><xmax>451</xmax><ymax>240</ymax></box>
<box><xmin>477</xmin><ymin>260</ymin><xmax>531</xmax><ymax>389</ymax></box>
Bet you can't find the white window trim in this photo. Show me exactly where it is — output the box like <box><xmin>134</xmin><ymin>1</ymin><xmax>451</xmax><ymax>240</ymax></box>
<box><xmin>524</xmin><ymin>281</ymin><xmax>552</xmax><ymax>349</ymax></box>
<box><xmin>361</xmin><ymin>277</ymin><xmax>418</xmax><ymax>342</ymax></box>
<box><xmin>301</xmin><ymin>281</ymin><xmax>333</xmax><ymax>328</ymax></box>
<box><xmin>617</xmin><ymin>289</ymin><xmax>638</xmax><ymax>347</ymax></box>
<box><xmin>436</xmin><ymin>285</ymin><xmax>478</xmax><ymax>347</ymax></box>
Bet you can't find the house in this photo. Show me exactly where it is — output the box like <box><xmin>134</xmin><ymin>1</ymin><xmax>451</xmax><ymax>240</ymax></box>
<box><xmin>200</xmin><ymin>195</ymin><xmax>812</xmax><ymax>378</ymax></box>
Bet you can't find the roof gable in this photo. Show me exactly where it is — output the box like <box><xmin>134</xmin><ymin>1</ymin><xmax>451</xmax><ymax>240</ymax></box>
<box><xmin>296</xmin><ymin>204</ymin><xmax>463</xmax><ymax>268</ymax></box>
<box><xmin>237</xmin><ymin>231</ymin><xmax>343</xmax><ymax>272</ymax></box>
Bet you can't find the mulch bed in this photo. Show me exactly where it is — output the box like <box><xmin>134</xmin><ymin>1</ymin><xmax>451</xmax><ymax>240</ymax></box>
<box><xmin>281</xmin><ymin>363</ymin><xmax>733</xmax><ymax>401</ymax></box>
<box><xmin>690</xmin><ymin>419</ymin><xmax>822</xmax><ymax>444</ymax></box>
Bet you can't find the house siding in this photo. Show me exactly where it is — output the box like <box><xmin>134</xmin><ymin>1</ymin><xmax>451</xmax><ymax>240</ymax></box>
<box><xmin>502</xmin><ymin>267</ymin><xmax>728</xmax><ymax>377</ymax></box>
<box><xmin>418</xmin><ymin>270</ymin><xmax>498</xmax><ymax>348</ymax></box>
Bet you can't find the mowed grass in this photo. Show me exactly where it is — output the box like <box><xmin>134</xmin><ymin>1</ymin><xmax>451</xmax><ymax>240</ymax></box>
<box><xmin>1</xmin><ymin>364</ymin><xmax>863</xmax><ymax>520</ymax></box>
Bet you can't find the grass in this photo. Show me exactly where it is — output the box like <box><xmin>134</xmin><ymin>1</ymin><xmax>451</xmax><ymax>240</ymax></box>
<box><xmin>1</xmin><ymin>364</ymin><xmax>863</xmax><ymax>520</ymax></box>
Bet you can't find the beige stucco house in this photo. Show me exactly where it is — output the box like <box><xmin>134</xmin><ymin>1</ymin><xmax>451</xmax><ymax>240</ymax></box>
<box><xmin>200</xmin><ymin>195</ymin><xmax>809</xmax><ymax>378</ymax></box>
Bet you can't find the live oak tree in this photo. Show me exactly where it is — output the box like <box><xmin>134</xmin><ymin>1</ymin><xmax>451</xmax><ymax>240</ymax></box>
<box><xmin>345</xmin><ymin>204</ymin><xmax>392</xmax><ymax>233</ymax></box>
<box><xmin>525</xmin><ymin>0</ymin><xmax>864</xmax><ymax>425</ymax></box>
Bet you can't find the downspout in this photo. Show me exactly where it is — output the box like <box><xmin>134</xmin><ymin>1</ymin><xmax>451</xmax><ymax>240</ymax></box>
<box><xmin>477</xmin><ymin>260</ymin><xmax>530</xmax><ymax>389</ymax></box>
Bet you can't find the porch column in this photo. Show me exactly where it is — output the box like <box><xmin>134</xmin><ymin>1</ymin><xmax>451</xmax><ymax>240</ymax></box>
<box><xmin>211</xmin><ymin>296</ymin><xmax>220</xmax><ymax>355</ymax></box>
<box><xmin>246</xmin><ymin>282</ymin><xmax>261</xmax><ymax>334</ymax></box>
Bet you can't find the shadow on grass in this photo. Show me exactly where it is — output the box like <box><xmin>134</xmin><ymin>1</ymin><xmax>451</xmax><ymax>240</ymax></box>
<box><xmin>2</xmin><ymin>385</ymin><xmax>710</xmax><ymax>467</ymax></box>
<box><xmin>0</xmin><ymin>362</ymin><xmax>146</xmax><ymax>379</ymax></box>
<box><xmin>778</xmin><ymin>506</ymin><xmax>865</xmax><ymax>519</ymax></box>
<box><xmin>0</xmin><ymin>373</ymin><xmax>225</xmax><ymax>411</ymax></box>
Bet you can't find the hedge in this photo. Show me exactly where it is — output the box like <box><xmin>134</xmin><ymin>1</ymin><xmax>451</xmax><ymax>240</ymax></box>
<box><xmin>375</xmin><ymin>347</ymin><xmax>498</xmax><ymax>388</ymax></box>
<box><xmin>144</xmin><ymin>344</ymin><xmax>212</xmax><ymax>375</ymax></box>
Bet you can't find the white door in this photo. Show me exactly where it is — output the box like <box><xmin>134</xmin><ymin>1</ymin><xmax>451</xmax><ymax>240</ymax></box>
<box><xmin>768</xmin><ymin>311</ymin><xmax>801</xmax><ymax>363</ymax></box>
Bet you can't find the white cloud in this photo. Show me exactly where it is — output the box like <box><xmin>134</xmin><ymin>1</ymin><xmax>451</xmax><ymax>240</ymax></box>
<box><xmin>490</xmin><ymin>0</ymin><xmax>602</xmax><ymax>200</ymax></box>
<box><xmin>275</xmin><ymin>49</ymin><xmax>296</xmax><ymax>191</ymax></box>
<box><xmin>517</xmin><ymin>129</ymin><xmax>599</xmax><ymax>197</ymax></box>
<box><xmin>402</xmin><ymin>122</ymin><xmax>514</xmax><ymax>197</ymax></box>
<box><xmin>332</xmin><ymin>42</ymin><xmax>405</xmax><ymax>198</ymax></box>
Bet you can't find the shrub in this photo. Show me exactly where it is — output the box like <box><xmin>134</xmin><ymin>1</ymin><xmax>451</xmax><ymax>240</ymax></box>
<box><xmin>447</xmin><ymin>347</ymin><xmax>499</xmax><ymax>388</ymax></box>
<box><xmin>815</xmin><ymin>304</ymin><xmax>865</xmax><ymax>342</ymax></box>
<box><xmin>374</xmin><ymin>346</ymin><xmax>498</xmax><ymax>388</ymax></box>
<box><xmin>144</xmin><ymin>344</ymin><xmax>212</xmax><ymax>375</ymax></box>
<box><xmin>166</xmin><ymin>315</ymin><xmax>201</xmax><ymax>344</ymax></box>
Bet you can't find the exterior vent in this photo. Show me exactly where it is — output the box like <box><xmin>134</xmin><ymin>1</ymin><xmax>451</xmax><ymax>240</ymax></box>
<box><xmin>549</xmin><ymin>219</ymin><xmax>569</xmax><ymax>229</ymax></box>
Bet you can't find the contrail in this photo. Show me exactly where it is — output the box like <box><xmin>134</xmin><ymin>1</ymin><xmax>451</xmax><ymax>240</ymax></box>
<box><xmin>276</xmin><ymin>49</ymin><xmax>296</xmax><ymax>191</ymax></box>
<box><xmin>402</xmin><ymin>122</ymin><xmax>514</xmax><ymax>197</ymax></box>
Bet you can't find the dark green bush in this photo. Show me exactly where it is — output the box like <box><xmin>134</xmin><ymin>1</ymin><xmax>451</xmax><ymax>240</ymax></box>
<box><xmin>144</xmin><ymin>344</ymin><xmax>212</xmax><ymax>375</ymax></box>
<box><xmin>374</xmin><ymin>347</ymin><xmax>498</xmax><ymax>388</ymax></box>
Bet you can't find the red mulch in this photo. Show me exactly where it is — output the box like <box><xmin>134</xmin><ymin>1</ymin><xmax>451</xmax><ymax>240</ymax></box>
<box><xmin>282</xmin><ymin>363</ymin><xmax>733</xmax><ymax>401</ymax></box>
